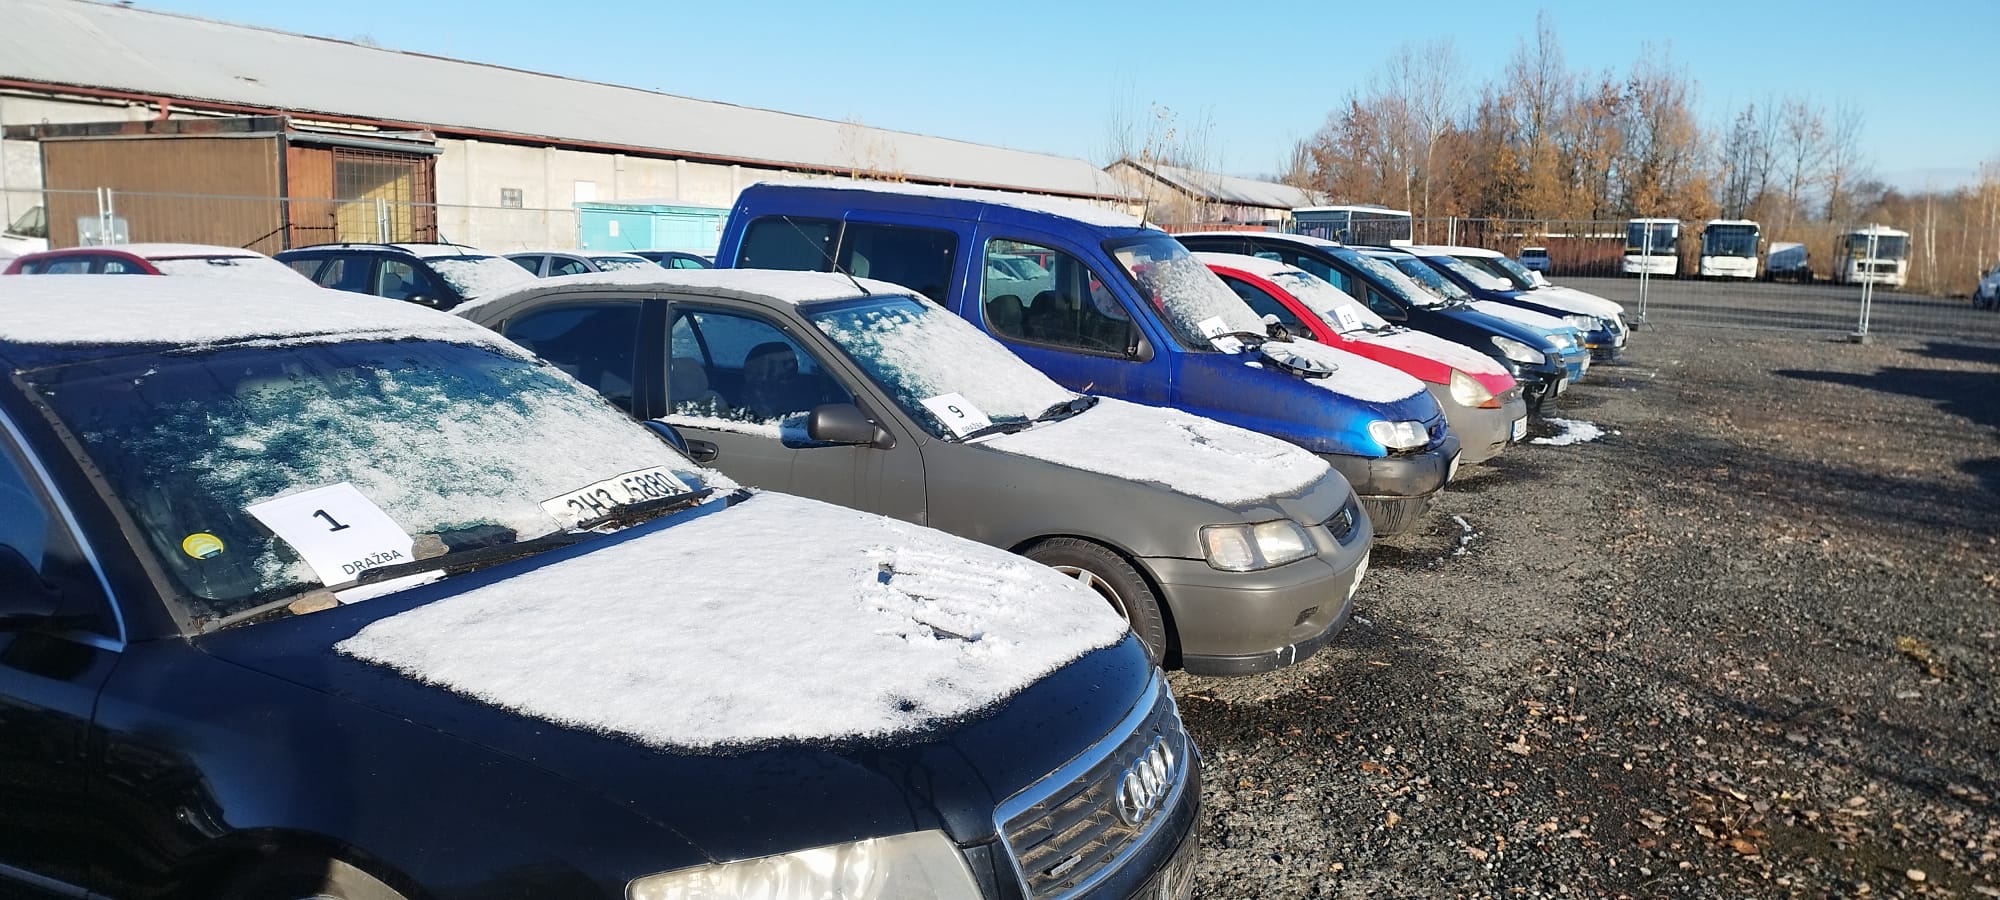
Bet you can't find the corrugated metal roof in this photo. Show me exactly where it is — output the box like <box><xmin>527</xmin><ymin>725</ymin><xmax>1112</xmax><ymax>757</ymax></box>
<box><xmin>1</xmin><ymin>0</ymin><xmax>1139</xmax><ymax>201</ymax></box>
<box><xmin>1113</xmin><ymin>159</ymin><xmax>1321</xmax><ymax>210</ymax></box>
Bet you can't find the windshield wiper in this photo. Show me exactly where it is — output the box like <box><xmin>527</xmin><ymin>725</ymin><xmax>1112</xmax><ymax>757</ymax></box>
<box><xmin>1034</xmin><ymin>395</ymin><xmax>1099</xmax><ymax>422</ymax></box>
<box><xmin>1210</xmin><ymin>330</ymin><xmax>1269</xmax><ymax>351</ymax></box>
<box><xmin>955</xmin><ymin>420</ymin><xmax>1033</xmax><ymax>442</ymax></box>
<box><xmin>354</xmin><ymin>487</ymin><xmax>720</xmax><ymax>587</ymax></box>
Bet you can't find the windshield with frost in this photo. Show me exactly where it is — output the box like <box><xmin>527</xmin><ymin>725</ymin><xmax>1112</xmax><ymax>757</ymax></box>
<box><xmin>27</xmin><ymin>341</ymin><xmax>710</xmax><ymax>626</ymax></box>
<box><xmin>1109</xmin><ymin>235</ymin><xmax>1264</xmax><ymax>349</ymax></box>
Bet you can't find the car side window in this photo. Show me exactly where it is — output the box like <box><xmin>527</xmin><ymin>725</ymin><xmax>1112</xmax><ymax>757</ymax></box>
<box><xmin>837</xmin><ymin>223</ymin><xmax>957</xmax><ymax>304</ymax></box>
<box><xmin>285</xmin><ymin>258</ymin><xmax>324</xmax><ymax>280</ymax></box>
<box><xmin>314</xmin><ymin>256</ymin><xmax>372</xmax><ymax>294</ymax></box>
<box><xmin>98</xmin><ymin>257</ymin><xmax>140</xmax><ymax>274</ymax></box>
<box><xmin>1218</xmin><ymin>275</ymin><xmax>1303</xmax><ymax>332</ymax></box>
<box><xmin>666</xmin><ymin>308</ymin><xmax>851</xmax><ymax>436</ymax></box>
<box><xmin>376</xmin><ymin>259</ymin><xmax>438</xmax><ymax>303</ymax></box>
<box><xmin>983</xmin><ymin>238</ymin><xmax>1133</xmax><ymax>355</ymax></box>
<box><xmin>1286</xmin><ymin>253</ymin><xmax>1349</xmax><ymax>293</ymax></box>
<box><xmin>29</xmin><ymin>258</ymin><xmax>92</xmax><ymax>275</ymax></box>
<box><xmin>509</xmin><ymin>256</ymin><xmax>542</xmax><ymax>274</ymax></box>
<box><xmin>737</xmin><ymin>216</ymin><xmax>838</xmax><ymax>271</ymax></box>
<box><xmin>549</xmin><ymin>256</ymin><xmax>591</xmax><ymax>277</ymax></box>
<box><xmin>670</xmin><ymin>256</ymin><xmax>709</xmax><ymax>269</ymax></box>
<box><xmin>0</xmin><ymin>434</ymin><xmax>115</xmax><ymax>638</ymax></box>
<box><xmin>500</xmin><ymin>302</ymin><xmax>645</xmax><ymax>412</ymax></box>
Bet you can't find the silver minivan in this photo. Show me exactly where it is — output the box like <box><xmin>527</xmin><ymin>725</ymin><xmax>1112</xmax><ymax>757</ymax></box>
<box><xmin>462</xmin><ymin>269</ymin><xmax>1374</xmax><ymax>676</ymax></box>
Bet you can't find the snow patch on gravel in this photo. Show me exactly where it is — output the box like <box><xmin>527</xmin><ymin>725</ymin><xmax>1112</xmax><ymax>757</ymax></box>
<box><xmin>1532</xmin><ymin>418</ymin><xmax>1609</xmax><ymax>446</ymax></box>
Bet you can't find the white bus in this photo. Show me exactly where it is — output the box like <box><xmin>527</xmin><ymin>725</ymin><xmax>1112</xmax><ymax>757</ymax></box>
<box><xmin>1623</xmin><ymin>218</ymin><xmax>1680</xmax><ymax>276</ymax></box>
<box><xmin>1292</xmin><ymin>205</ymin><xmax>1414</xmax><ymax>246</ymax></box>
<box><xmin>1698</xmin><ymin>219</ymin><xmax>1761</xmax><ymax>279</ymax></box>
<box><xmin>1834</xmin><ymin>225</ymin><xmax>1910</xmax><ymax>288</ymax></box>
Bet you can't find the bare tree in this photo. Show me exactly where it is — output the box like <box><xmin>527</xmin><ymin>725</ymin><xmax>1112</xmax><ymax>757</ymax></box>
<box><xmin>1821</xmin><ymin>101</ymin><xmax>1869</xmax><ymax>223</ymax></box>
<box><xmin>1775</xmin><ymin>97</ymin><xmax>1830</xmax><ymax>232</ymax></box>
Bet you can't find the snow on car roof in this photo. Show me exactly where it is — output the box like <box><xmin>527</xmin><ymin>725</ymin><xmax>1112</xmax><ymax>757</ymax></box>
<box><xmin>1406</xmin><ymin>244</ymin><xmax>1500</xmax><ymax>258</ymax></box>
<box><xmin>506</xmin><ymin>249</ymin><xmax>649</xmax><ymax>259</ymax></box>
<box><xmin>457</xmin><ymin>268</ymin><xmax>911</xmax><ymax>321</ymax></box>
<box><xmin>339</xmin><ymin>491</ymin><xmax>1131</xmax><ymax>750</ymax></box>
<box><xmin>1179</xmin><ymin>230</ymin><xmax>1342</xmax><ymax>249</ymax></box>
<box><xmin>1192</xmin><ymin>251</ymin><xmax>1299</xmax><ymax>280</ymax></box>
<box><xmin>105</xmin><ymin>242</ymin><xmax>265</xmax><ymax>259</ymax></box>
<box><xmin>755</xmin><ymin>180</ymin><xmax>1144</xmax><ymax>230</ymax></box>
<box><xmin>986</xmin><ymin>397</ymin><xmax>1331</xmax><ymax>506</ymax></box>
<box><xmin>391</xmin><ymin>243</ymin><xmax>492</xmax><ymax>259</ymax></box>
<box><xmin>0</xmin><ymin>275</ymin><xmax>517</xmax><ymax>352</ymax></box>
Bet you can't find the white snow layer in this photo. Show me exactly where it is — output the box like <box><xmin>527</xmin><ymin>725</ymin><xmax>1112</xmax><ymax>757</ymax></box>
<box><xmin>0</xmin><ymin>275</ymin><xmax>519</xmax><ymax>350</ymax></box>
<box><xmin>1271</xmin><ymin>338</ymin><xmax>1426</xmax><ymax>403</ymax></box>
<box><xmin>986</xmin><ymin>397</ymin><xmax>1331</xmax><ymax>505</ymax></box>
<box><xmin>459</xmin><ymin>268</ymin><xmax>906</xmax><ymax>320</ymax></box>
<box><xmin>1469</xmin><ymin>300</ymin><xmax>1571</xmax><ymax>333</ymax></box>
<box><xmin>809</xmin><ymin>298</ymin><xmax>1075</xmax><ymax>426</ymax></box>
<box><xmin>428</xmin><ymin>256</ymin><xmax>540</xmax><ymax>299</ymax></box>
<box><xmin>1362</xmin><ymin>329</ymin><xmax>1510</xmax><ymax>378</ymax></box>
<box><xmin>151</xmin><ymin>255</ymin><xmax>317</xmax><ymax>285</ymax></box>
<box><xmin>339</xmin><ymin>492</ymin><xmax>1131</xmax><ymax>749</ymax></box>
<box><xmin>1531</xmin><ymin>418</ymin><xmax>1607</xmax><ymax>446</ymax></box>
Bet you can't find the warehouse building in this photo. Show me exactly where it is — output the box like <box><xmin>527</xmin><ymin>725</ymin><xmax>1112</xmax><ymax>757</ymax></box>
<box><xmin>0</xmin><ymin>0</ymin><xmax>1138</xmax><ymax>253</ymax></box>
<box><xmin>1104</xmin><ymin>158</ymin><xmax>1323</xmax><ymax>229</ymax></box>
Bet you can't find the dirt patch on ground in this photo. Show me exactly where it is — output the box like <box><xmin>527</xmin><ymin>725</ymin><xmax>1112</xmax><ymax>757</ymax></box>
<box><xmin>1173</xmin><ymin>327</ymin><xmax>2000</xmax><ymax>898</ymax></box>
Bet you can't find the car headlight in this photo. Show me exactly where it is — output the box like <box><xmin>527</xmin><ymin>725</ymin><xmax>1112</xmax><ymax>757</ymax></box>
<box><xmin>1547</xmin><ymin>332</ymin><xmax>1573</xmax><ymax>350</ymax></box>
<box><xmin>1564</xmin><ymin>314</ymin><xmax>1598</xmax><ymax>332</ymax></box>
<box><xmin>628</xmin><ymin>831</ymin><xmax>981</xmax><ymax>900</ymax></box>
<box><xmin>1200</xmin><ymin>519</ymin><xmax>1314</xmax><ymax>572</ymax></box>
<box><xmin>1367</xmin><ymin>419</ymin><xmax>1429</xmax><ymax>451</ymax></box>
<box><xmin>1448</xmin><ymin>369</ymin><xmax>1495</xmax><ymax>408</ymax></box>
<box><xmin>1490</xmin><ymin>335</ymin><xmax>1548</xmax><ymax>365</ymax></box>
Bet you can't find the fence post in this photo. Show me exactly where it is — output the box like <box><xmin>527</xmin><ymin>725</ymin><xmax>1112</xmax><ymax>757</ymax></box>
<box><xmin>1633</xmin><ymin>225</ymin><xmax>1652</xmax><ymax>328</ymax></box>
<box><xmin>1850</xmin><ymin>230</ymin><xmax>1877</xmax><ymax>344</ymax></box>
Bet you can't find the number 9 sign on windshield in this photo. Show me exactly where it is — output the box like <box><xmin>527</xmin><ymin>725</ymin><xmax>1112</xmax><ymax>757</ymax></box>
<box><xmin>919</xmin><ymin>392</ymin><xmax>992</xmax><ymax>438</ymax></box>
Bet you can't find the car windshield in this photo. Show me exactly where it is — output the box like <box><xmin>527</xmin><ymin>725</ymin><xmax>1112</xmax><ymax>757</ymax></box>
<box><xmin>807</xmin><ymin>294</ymin><xmax>1077</xmax><ymax>439</ymax></box>
<box><xmin>1429</xmin><ymin>255</ymin><xmax>1515</xmax><ymax>292</ymax></box>
<box><xmin>25</xmin><ymin>340</ymin><xmax>710</xmax><ymax>627</ymax></box>
<box><xmin>591</xmin><ymin>256</ymin><xmax>654</xmax><ymax>271</ymax></box>
<box><xmin>428</xmin><ymin>256</ymin><xmax>539</xmax><ymax>300</ymax></box>
<box><xmin>1461</xmin><ymin>255</ymin><xmax>1537</xmax><ymax>290</ymax></box>
<box><xmin>1346</xmin><ymin>250</ymin><xmax>1457</xmax><ymax>307</ymax></box>
<box><xmin>1268</xmin><ymin>271</ymin><xmax>1389</xmax><ymax>334</ymax></box>
<box><xmin>1108</xmin><ymin>234</ymin><xmax>1264</xmax><ymax>349</ymax></box>
<box><xmin>151</xmin><ymin>255</ymin><xmax>316</xmax><ymax>285</ymax></box>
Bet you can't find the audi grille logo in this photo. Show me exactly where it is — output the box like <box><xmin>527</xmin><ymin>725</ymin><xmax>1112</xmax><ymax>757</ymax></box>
<box><xmin>1114</xmin><ymin>736</ymin><xmax>1176</xmax><ymax>826</ymax></box>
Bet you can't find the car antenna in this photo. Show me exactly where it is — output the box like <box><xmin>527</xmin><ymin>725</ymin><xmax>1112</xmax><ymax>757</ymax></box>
<box><xmin>782</xmin><ymin>214</ymin><xmax>869</xmax><ymax>296</ymax></box>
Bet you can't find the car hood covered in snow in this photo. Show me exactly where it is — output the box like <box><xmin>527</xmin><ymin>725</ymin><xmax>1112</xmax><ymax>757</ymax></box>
<box><xmin>1525</xmin><ymin>284</ymin><xmax>1626</xmax><ymax>319</ymax></box>
<box><xmin>194</xmin><ymin>491</ymin><xmax>1150</xmax><ymax>853</ymax></box>
<box><xmin>982</xmin><ymin>397</ymin><xmax>1334</xmax><ymax>507</ymax></box>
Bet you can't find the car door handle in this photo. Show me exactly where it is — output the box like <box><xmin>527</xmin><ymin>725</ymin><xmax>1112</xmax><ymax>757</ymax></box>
<box><xmin>685</xmin><ymin>439</ymin><xmax>719</xmax><ymax>464</ymax></box>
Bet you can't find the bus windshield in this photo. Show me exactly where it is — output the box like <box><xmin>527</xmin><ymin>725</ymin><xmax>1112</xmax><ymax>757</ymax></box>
<box><xmin>1702</xmin><ymin>226</ymin><xmax>1759</xmax><ymax>258</ymax></box>
<box><xmin>1846</xmin><ymin>234</ymin><xmax>1909</xmax><ymax>260</ymax></box>
<box><xmin>1626</xmin><ymin>222</ymin><xmax>1678</xmax><ymax>256</ymax></box>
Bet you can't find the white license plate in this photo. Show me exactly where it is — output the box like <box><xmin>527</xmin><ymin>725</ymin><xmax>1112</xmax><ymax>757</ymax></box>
<box><xmin>541</xmin><ymin>466</ymin><xmax>692</xmax><ymax>527</ymax></box>
<box><xmin>1511</xmin><ymin>416</ymin><xmax>1528</xmax><ymax>441</ymax></box>
<box><xmin>1579</xmin><ymin>357</ymin><xmax>1592</xmax><ymax>374</ymax></box>
<box><xmin>1554</xmin><ymin>377</ymin><xmax>1569</xmax><ymax>395</ymax></box>
<box><xmin>1447</xmin><ymin>452</ymin><xmax>1462</xmax><ymax>482</ymax></box>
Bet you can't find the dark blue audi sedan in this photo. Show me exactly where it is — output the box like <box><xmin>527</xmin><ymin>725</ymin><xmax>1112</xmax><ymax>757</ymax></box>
<box><xmin>0</xmin><ymin>277</ymin><xmax>1197</xmax><ymax>900</ymax></box>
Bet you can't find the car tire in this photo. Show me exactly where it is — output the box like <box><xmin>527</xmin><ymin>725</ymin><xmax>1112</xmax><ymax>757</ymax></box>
<box><xmin>1024</xmin><ymin>538</ymin><xmax>1169</xmax><ymax>665</ymax></box>
<box><xmin>213</xmin><ymin>854</ymin><xmax>409</xmax><ymax>900</ymax></box>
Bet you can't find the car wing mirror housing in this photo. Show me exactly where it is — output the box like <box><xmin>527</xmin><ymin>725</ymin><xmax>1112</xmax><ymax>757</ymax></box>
<box><xmin>807</xmin><ymin>403</ymin><xmax>893</xmax><ymax>448</ymax></box>
<box><xmin>0</xmin><ymin>546</ymin><xmax>62</xmax><ymax>630</ymax></box>
<box><xmin>1125</xmin><ymin>329</ymin><xmax>1155</xmax><ymax>363</ymax></box>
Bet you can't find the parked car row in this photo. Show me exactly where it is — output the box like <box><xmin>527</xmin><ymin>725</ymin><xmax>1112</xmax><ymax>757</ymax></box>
<box><xmin>0</xmin><ymin>181</ymin><xmax>1633</xmax><ymax>899</ymax></box>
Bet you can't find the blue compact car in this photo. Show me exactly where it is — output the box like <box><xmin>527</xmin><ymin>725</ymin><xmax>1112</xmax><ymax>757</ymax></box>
<box><xmin>1176</xmin><ymin>232</ymin><xmax>1590</xmax><ymax>414</ymax></box>
<box><xmin>1388</xmin><ymin>245</ymin><xmax>1626</xmax><ymax>361</ymax></box>
<box><xmin>717</xmin><ymin>182</ymin><xmax>1460</xmax><ymax>535</ymax></box>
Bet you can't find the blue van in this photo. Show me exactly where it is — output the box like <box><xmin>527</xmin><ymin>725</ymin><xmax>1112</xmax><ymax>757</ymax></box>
<box><xmin>717</xmin><ymin>182</ymin><xmax>1459</xmax><ymax>534</ymax></box>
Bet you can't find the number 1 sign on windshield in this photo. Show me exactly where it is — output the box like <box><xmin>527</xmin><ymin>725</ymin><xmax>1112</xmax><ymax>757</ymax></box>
<box><xmin>920</xmin><ymin>392</ymin><xmax>992</xmax><ymax>437</ymax></box>
<box><xmin>246</xmin><ymin>482</ymin><xmax>416</xmax><ymax>586</ymax></box>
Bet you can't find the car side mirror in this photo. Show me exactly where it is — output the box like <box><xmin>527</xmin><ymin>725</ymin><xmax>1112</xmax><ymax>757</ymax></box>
<box><xmin>642</xmin><ymin>420</ymin><xmax>718</xmax><ymax>463</ymax></box>
<box><xmin>1260</xmin><ymin>313</ymin><xmax>1294</xmax><ymax>340</ymax></box>
<box><xmin>0</xmin><ymin>546</ymin><xmax>61</xmax><ymax>629</ymax></box>
<box><xmin>407</xmin><ymin>295</ymin><xmax>439</xmax><ymax>308</ymax></box>
<box><xmin>807</xmin><ymin>403</ymin><xmax>892</xmax><ymax>448</ymax></box>
<box><xmin>1125</xmin><ymin>329</ymin><xmax>1154</xmax><ymax>363</ymax></box>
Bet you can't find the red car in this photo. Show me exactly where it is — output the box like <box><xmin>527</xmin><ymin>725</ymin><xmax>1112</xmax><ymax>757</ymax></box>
<box><xmin>1201</xmin><ymin>252</ymin><xmax>1529</xmax><ymax>465</ymax></box>
<box><xmin>3</xmin><ymin>243</ymin><xmax>313</xmax><ymax>284</ymax></box>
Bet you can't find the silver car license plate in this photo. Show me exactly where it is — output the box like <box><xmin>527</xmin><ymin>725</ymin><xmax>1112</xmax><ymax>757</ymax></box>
<box><xmin>1511</xmin><ymin>416</ymin><xmax>1528</xmax><ymax>441</ymax></box>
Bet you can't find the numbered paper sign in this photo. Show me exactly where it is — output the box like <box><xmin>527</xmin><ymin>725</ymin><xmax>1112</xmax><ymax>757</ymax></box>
<box><xmin>1333</xmin><ymin>305</ymin><xmax>1364</xmax><ymax>332</ymax></box>
<box><xmin>1196</xmin><ymin>316</ymin><xmax>1244</xmax><ymax>354</ymax></box>
<box><xmin>246</xmin><ymin>483</ymin><xmax>416</xmax><ymax>586</ymax></box>
<box><xmin>919</xmin><ymin>392</ymin><xmax>992</xmax><ymax>438</ymax></box>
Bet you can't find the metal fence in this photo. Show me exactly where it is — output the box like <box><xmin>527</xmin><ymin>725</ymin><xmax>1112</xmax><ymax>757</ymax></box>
<box><xmin>5</xmin><ymin>187</ymin><xmax>1998</xmax><ymax>344</ymax></box>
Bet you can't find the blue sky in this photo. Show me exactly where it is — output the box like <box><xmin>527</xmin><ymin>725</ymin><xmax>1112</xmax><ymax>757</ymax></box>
<box><xmin>147</xmin><ymin>0</ymin><xmax>1998</xmax><ymax>190</ymax></box>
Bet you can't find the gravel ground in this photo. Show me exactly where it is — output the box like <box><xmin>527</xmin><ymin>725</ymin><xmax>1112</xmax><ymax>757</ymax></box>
<box><xmin>1170</xmin><ymin>325</ymin><xmax>2000</xmax><ymax>898</ymax></box>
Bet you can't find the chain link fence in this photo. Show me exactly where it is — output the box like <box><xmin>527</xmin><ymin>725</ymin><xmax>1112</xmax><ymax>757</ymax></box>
<box><xmin>5</xmin><ymin>187</ymin><xmax>1998</xmax><ymax>344</ymax></box>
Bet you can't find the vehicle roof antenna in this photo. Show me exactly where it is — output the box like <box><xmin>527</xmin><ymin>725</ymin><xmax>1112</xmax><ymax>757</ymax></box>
<box><xmin>783</xmin><ymin>214</ymin><xmax>868</xmax><ymax>296</ymax></box>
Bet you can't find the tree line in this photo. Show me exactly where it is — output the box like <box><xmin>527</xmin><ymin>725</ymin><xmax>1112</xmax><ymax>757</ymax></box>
<box><xmin>1268</xmin><ymin>12</ymin><xmax>2000</xmax><ymax>294</ymax></box>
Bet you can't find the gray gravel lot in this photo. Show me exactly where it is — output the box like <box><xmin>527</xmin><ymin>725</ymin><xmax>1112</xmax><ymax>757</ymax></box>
<box><xmin>1171</xmin><ymin>324</ymin><xmax>2000</xmax><ymax>898</ymax></box>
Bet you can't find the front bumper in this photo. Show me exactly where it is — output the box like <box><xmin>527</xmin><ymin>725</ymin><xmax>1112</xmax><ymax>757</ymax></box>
<box><xmin>1560</xmin><ymin>350</ymin><xmax>1592</xmax><ymax>382</ymax></box>
<box><xmin>1433</xmin><ymin>384</ymin><xmax>1527</xmax><ymax>466</ymax></box>
<box><xmin>1147</xmin><ymin>499</ymin><xmax>1374</xmax><ymax>677</ymax></box>
<box><xmin>1322</xmin><ymin>432</ymin><xmax>1459</xmax><ymax>535</ymax></box>
<box><xmin>1585</xmin><ymin>323</ymin><xmax>1626</xmax><ymax>360</ymax></box>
